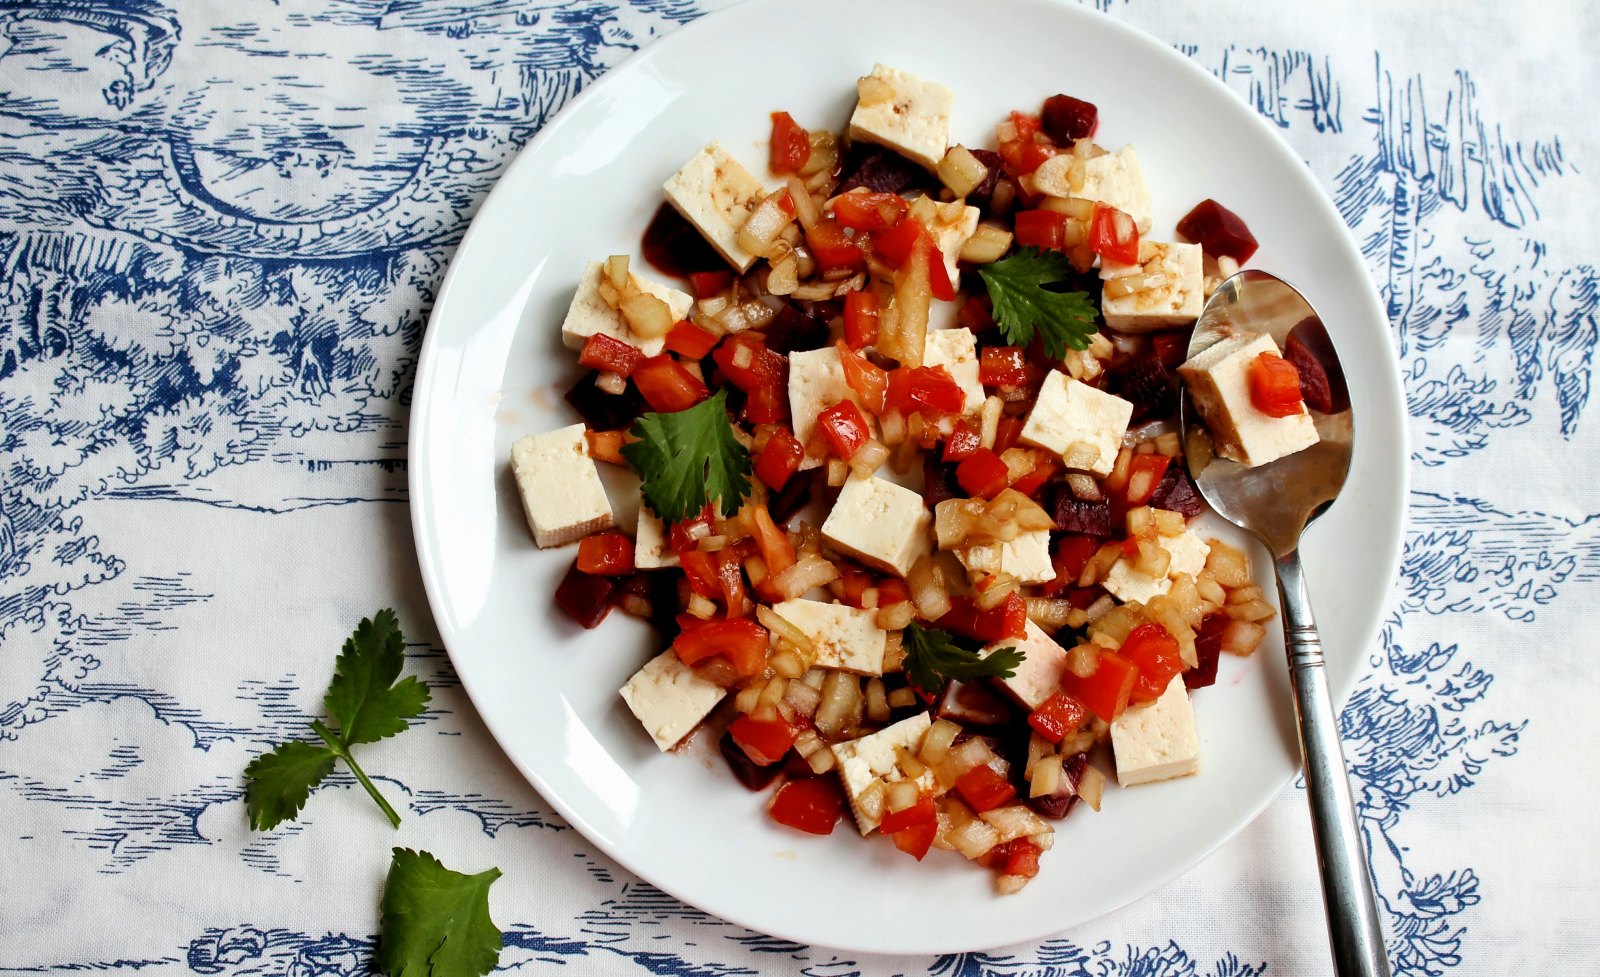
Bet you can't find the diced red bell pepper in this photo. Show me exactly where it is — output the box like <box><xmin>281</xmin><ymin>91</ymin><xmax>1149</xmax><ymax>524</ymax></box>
<box><xmin>748</xmin><ymin>502</ymin><xmax>796</xmax><ymax>576</ymax></box>
<box><xmin>689</xmin><ymin>270</ymin><xmax>731</xmax><ymax>299</ymax></box>
<box><xmin>870</xmin><ymin>215</ymin><xmax>924</xmax><ymax>267</ymax></box>
<box><xmin>577</xmin><ymin>333</ymin><xmax>644</xmax><ymax>377</ymax></box>
<box><xmin>768</xmin><ymin>111</ymin><xmax>811</xmax><ymax>175</ymax></box>
<box><xmin>954</xmin><ymin>763</ymin><xmax>1017</xmax><ymax>813</ymax></box>
<box><xmin>754</xmin><ymin>427</ymin><xmax>804</xmax><ymax>491</ymax></box>
<box><xmin>956</xmin><ymin>448</ymin><xmax>1010</xmax><ymax>499</ymax></box>
<box><xmin>663</xmin><ymin>319</ymin><xmax>719</xmax><ymax>360</ymax></box>
<box><xmin>919</xmin><ymin>234</ymin><xmax>956</xmax><ymax>302</ymax></box>
<box><xmin>729</xmin><ymin>713</ymin><xmax>798</xmax><ymax>766</ymax></box>
<box><xmin>844</xmin><ymin>290</ymin><xmax>880</xmax><ymax>350</ymax></box>
<box><xmin>1060</xmin><ymin>648</ymin><xmax>1138</xmax><ymax>722</ymax></box>
<box><xmin>887</xmin><ymin>365</ymin><xmax>965</xmax><ymax>420</ymax></box>
<box><xmin>673</xmin><ymin>616</ymin><xmax>769</xmax><ymax>676</ymax></box>
<box><xmin>1009</xmin><ymin>454</ymin><xmax>1057</xmax><ymax>497</ymax></box>
<box><xmin>979</xmin><ymin>346</ymin><xmax>1030</xmax><ymax>388</ymax></box>
<box><xmin>942</xmin><ymin>420</ymin><xmax>982</xmax><ymax>462</ymax></box>
<box><xmin>1028</xmin><ymin>692</ymin><xmax>1090</xmax><ymax>743</ymax></box>
<box><xmin>576</xmin><ymin>532</ymin><xmax>635</xmax><ymax>575</ymax></box>
<box><xmin>712</xmin><ymin>334</ymin><xmax>788</xmax><ymax>424</ymax></box>
<box><xmin>817</xmin><ymin>400</ymin><xmax>871</xmax><ymax>460</ymax></box>
<box><xmin>806</xmin><ymin>217</ymin><xmax>865</xmax><ymax>272</ymax></box>
<box><xmin>877</xmin><ymin>577</ymin><xmax>911</xmax><ymax>608</ymax></box>
<box><xmin>937</xmin><ymin>593</ymin><xmax>1027</xmax><ymax>643</ymax></box>
<box><xmin>878</xmin><ymin>792</ymin><xmax>936</xmax><ymax>835</ymax></box>
<box><xmin>715</xmin><ymin>550</ymin><xmax>748</xmax><ymax>612</ymax></box>
<box><xmin>992</xmin><ymin>414</ymin><xmax>1025</xmax><ymax>455</ymax></box>
<box><xmin>769</xmin><ymin>777</ymin><xmax>844</xmax><ymax>835</ymax></box>
<box><xmin>831</xmin><ymin>190</ymin><xmax>908</xmax><ymax>232</ymax></box>
<box><xmin>837</xmin><ymin>341</ymin><xmax>889</xmax><ymax>415</ymax></box>
<box><xmin>998</xmin><ymin>132</ymin><xmax>1054</xmax><ymax>177</ymax></box>
<box><xmin>633</xmin><ymin>354</ymin><xmax>708</xmax><ymax>413</ymax></box>
<box><xmin>678</xmin><ymin>549</ymin><xmax>721</xmax><ymax>600</ymax></box>
<box><xmin>1120</xmin><ymin>621</ymin><xmax>1185</xmax><ymax>704</ymax></box>
<box><xmin>1176</xmin><ymin>198</ymin><xmax>1259</xmax><ymax>263</ymax></box>
<box><xmin>1249</xmin><ymin>351</ymin><xmax>1305</xmax><ymax>417</ymax></box>
<box><xmin>1089</xmin><ymin>203</ymin><xmax>1140</xmax><ymax>265</ymax></box>
<box><xmin>992</xmin><ymin>838</ymin><xmax>1042</xmax><ymax>878</ymax></box>
<box><xmin>1040</xmin><ymin>534</ymin><xmax>1101</xmax><ymax>597</ymax></box>
<box><xmin>1123</xmin><ymin>453</ymin><xmax>1172</xmax><ymax>507</ymax></box>
<box><xmin>836</xmin><ymin>563</ymin><xmax>874</xmax><ymax>608</ymax></box>
<box><xmin>889</xmin><ymin>819</ymin><xmax>938</xmax><ymax>860</ymax></box>
<box><xmin>668</xmin><ymin>504</ymin><xmax>715</xmax><ymax>553</ymax></box>
<box><xmin>1014</xmin><ymin>209</ymin><xmax>1066</xmax><ymax>251</ymax></box>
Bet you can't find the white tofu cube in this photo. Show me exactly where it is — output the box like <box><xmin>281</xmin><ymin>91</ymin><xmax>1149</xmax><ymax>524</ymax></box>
<box><xmin>1101</xmin><ymin>530</ymin><xmax>1212</xmax><ymax>605</ymax></box>
<box><xmin>1018</xmin><ymin>371</ymin><xmax>1134</xmax><ymax>476</ymax></box>
<box><xmin>1178</xmin><ymin>332</ymin><xmax>1320</xmax><ymax>466</ymax></box>
<box><xmin>847</xmin><ymin>64</ymin><xmax>954</xmax><ymax>171</ymax></box>
<box><xmin>821</xmin><ymin>474</ymin><xmax>933</xmax><ymax>578</ymax></box>
<box><xmin>771</xmin><ymin>599</ymin><xmax>886</xmax><ymax>675</ymax></box>
<box><xmin>1031</xmin><ymin>145</ymin><xmax>1153</xmax><ymax>233</ymax></box>
<box><xmin>662</xmin><ymin>141</ymin><xmax>766</xmax><ymax>273</ymax></box>
<box><xmin>1099</xmin><ymin>240</ymin><xmax>1205</xmax><ymax>332</ymax></box>
<box><xmin>923</xmin><ymin>327</ymin><xmax>983</xmax><ymax>416</ymax></box>
<box><xmin>788</xmin><ymin>346</ymin><xmax>869</xmax><ymax>470</ymax></box>
<box><xmin>510</xmin><ymin>424</ymin><xmax>614</xmax><ymax>548</ymax></box>
<box><xmin>924</xmin><ymin>200</ymin><xmax>980</xmax><ymax>284</ymax></box>
<box><xmin>830</xmin><ymin>713</ymin><xmax>937</xmax><ymax>833</ymax></box>
<box><xmin>1110</xmin><ymin>675</ymin><xmax>1201</xmax><ymax>786</ymax></box>
<box><xmin>559</xmin><ymin>260</ymin><xmax>692</xmax><ymax>357</ymax></box>
<box><xmin>981</xmin><ymin>619</ymin><xmax>1069</xmax><ymax>712</ymax></box>
<box><xmin>620</xmin><ymin>651</ymin><xmax>728</xmax><ymax>752</ymax></box>
<box><xmin>954</xmin><ymin>528</ymin><xmax>1055</xmax><ymax>585</ymax></box>
<box><xmin>634</xmin><ymin>508</ymin><xmax>678</xmax><ymax>569</ymax></box>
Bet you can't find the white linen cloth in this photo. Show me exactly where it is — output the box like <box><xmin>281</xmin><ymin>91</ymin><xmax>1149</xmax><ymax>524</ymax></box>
<box><xmin>1</xmin><ymin>1</ymin><xmax>1593</xmax><ymax>974</ymax></box>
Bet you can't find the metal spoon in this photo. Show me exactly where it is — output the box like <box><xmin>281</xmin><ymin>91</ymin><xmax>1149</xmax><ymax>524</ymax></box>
<box><xmin>1179</xmin><ymin>270</ymin><xmax>1391</xmax><ymax>977</ymax></box>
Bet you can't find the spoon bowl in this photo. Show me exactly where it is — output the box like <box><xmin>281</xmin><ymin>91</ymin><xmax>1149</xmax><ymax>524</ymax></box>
<box><xmin>1180</xmin><ymin>270</ymin><xmax>1392</xmax><ymax>977</ymax></box>
<box><xmin>1182</xmin><ymin>269</ymin><xmax>1353</xmax><ymax>557</ymax></box>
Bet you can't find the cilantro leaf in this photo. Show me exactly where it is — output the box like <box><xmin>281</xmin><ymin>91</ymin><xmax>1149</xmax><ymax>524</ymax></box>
<box><xmin>325</xmin><ymin>608</ymin><xmax>431</xmax><ymax>747</ymax></box>
<box><xmin>621</xmin><ymin>388</ymin><xmax>752</xmax><ymax>523</ymax></box>
<box><xmin>976</xmin><ymin>247</ymin><xmax>1098</xmax><ymax>359</ymax></box>
<box><xmin>244</xmin><ymin>741</ymin><xmax>338</xmax><ymax>831</ymax></box>
<box><xmin>378</xmin><ymin>849</ymin><xmax>504</xmax><ymax>977</ymax></box>
<box><xmin>244</xmin><ymin>609</ymin><xmax>428</xmax><ymax>830</ymax></box>
<box><xmin>901</xmin><ymin>621</ymin><xmax>1025</xmax><ymax>693</ymax></box>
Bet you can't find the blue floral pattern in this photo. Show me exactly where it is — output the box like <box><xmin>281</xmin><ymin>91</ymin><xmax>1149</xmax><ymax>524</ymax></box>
<box><xmin>1</xmin><ymin>2</ymin><xmax>1575</xmax><ymax>974</ymax></box>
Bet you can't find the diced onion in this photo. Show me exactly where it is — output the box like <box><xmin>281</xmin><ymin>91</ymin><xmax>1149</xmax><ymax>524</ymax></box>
<box><xmin>948</xmin><ymin>816</ymin><xmax>1001</xmax><ymax>860</ymax></box>
<box><xmin>814</xmin><ymin>670</ymin><xmax>862</xmax><ymax>737</ymax></box>
<box><xmin>773</xmin><ymin>554</ymin><xmax>840</xmax><ymax>601</ymax></box>
<box><xmin>604</xmin><ymin>254</ymin><xmax>630</xmax><ymax>289</ymax></box>
<box><xmin>736</xmin><ymin>190</ymin><xmax>797</xmax><ymax>259</ymax></box>
<box><xmin>959</xmin><ymin>224</ymin><xmax>1013</xmax><ymax>264</ymax></box>
<box><xmin>1067</xmin><ymin>642</ymin><xmax>1100</xmax><ymax>678</ymax></box>
<box><xmin>595</xmin><ymin>371</ymin><xmax>627</xmax><ymax>396</ymax></box>
<box><xmin>758</xmin><ymin>605</ymin><xmax>815</xmax><ymax>658</ymax></box>
<box><xmin>849</xmin><ymin>439</ymin><xmax>889</xmax><ymax>479</ymax></box>
<box><xmin>620</xmin><ymin>291</ymin><xmax>675</xmax><ymax>338</ymax></box>
<box><xmin>887</xmin><ymin>687</ymin><xmax>916</xmax><ymax>709</ymax></box>
<box><xmin>875</xmin><ymin>600</ymin><xmax>915</xmax><ymax>631</ymax></box>
<box><xmin>1026</xmin><ymin>597</ymin><xmax>1073</xmax><ymax>632</ymax></box>
<box><xmin>1226</xmin><ymin>599</ymin><xmax>1277</xmax><ymax>623</ymax></box>
<box><xmin>1078</xmin><ymin>764</ymin><xmax>1106</xmax><ymax>812</ymax></box>
<box><xmin>865</xmin><ymin>678</ymin><xmax>891</xmax><ymax>723</ymax></box>
<box><xmin>785</xmin><ymin>176</ymin><xmax>820</xmax><ymax>230</ymax></box>
<box><xmin>937</xmin><ymin>144</ymin><xmax>990</xmax><ymax>198</ymax></box>
<box><xmin>886</xmin><ymin>779</ymin><xmax>921</xmax><ymax>814</ymax></box>
<box><xmin>908</xmin><ymin>555</ymin><xmax>953</xmax><ymax>621</ymax></box>
<box><xmin>1030</xmin><ymin>754</ymin><xmax>1064</xmax><ymax>798</ymax></box>
<box><xmin>980</xmin><ymin>804</ymin><xmax>1052</xmax><ymax>844</ymax></box>
<box><xmin>920</xmin><ymin>719</ymin><xmax>961</xmax><ymax>766</ymax></box>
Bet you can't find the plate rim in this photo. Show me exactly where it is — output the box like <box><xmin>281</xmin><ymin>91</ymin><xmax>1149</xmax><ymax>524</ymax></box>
<box><xmin>409</xmin><ymin>0</ymin><xmax>1410</xmax><ymax>953</ymax></box>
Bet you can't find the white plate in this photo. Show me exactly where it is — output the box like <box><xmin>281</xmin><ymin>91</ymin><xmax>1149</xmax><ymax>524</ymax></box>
<box><xmin>410</xmin><ymin>0</ymin><xmax>1407</xmax><ymax>953</ymax></box>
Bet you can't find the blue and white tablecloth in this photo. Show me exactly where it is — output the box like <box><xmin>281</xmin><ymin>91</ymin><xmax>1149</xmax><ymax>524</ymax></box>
<box><xmin>2</xmin><ymin>1</ymin><xmax>1593</xmax><ymax>974</ymax></box>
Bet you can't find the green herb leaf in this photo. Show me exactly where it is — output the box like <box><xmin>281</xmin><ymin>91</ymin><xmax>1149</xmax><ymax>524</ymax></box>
<box><xmin>243</xmin><ymin>740</ymin><xmax>337</xmax><ymax>831</ymax></box>
<box><xmin>378</xmin><ymin>848</ymin><xmax>504</xmax><ymax>977</ymax></box>
<box><xmin>325</xmin><ymin>608</ymin><xmax>431</xmax><ymax>747</ymax></box>
<box><xmin>244</xmin><ymin>610</ymin><xmax>428</xmax><ymax>830</ymax></box>
<box><xmin>976</xmin><ymin>247</ymin><xmax>1098</xmax><ymax>359</ymax></box>
<box><xmin>901</xmin><ymin>621</ymin><xmax>1025</xmax><ymax>693</ymax></box>
<box><xmin>621</xmin><ymin>388</ymin><xmax>752</xmax><ymax>523</ymax></box>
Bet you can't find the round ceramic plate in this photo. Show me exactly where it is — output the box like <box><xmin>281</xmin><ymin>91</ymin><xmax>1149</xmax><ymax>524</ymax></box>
<box><xmin>410</xmin><ymin>0</ymin><xmax>1407</xmax><ymax>953</ymax></box>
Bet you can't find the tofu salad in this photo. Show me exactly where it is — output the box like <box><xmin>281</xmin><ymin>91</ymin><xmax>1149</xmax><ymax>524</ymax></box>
<box><xmin>511</xmin><ymin>65</ymin><xmax>1333</xmax><ymax>894</ymax></box>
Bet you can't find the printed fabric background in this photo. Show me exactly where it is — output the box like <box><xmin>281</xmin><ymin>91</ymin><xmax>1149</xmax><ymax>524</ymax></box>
<box><xmin>0</xmin><ymin>0</ymin><xmax>1594</xmax><ymax>974</ymax></box>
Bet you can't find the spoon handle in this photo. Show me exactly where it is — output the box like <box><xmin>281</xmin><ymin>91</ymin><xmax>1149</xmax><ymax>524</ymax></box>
<box><xmin>1274</xmin><ymin>551</ymin><xmax>1392</xmax><ymax>977</ymax></box>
